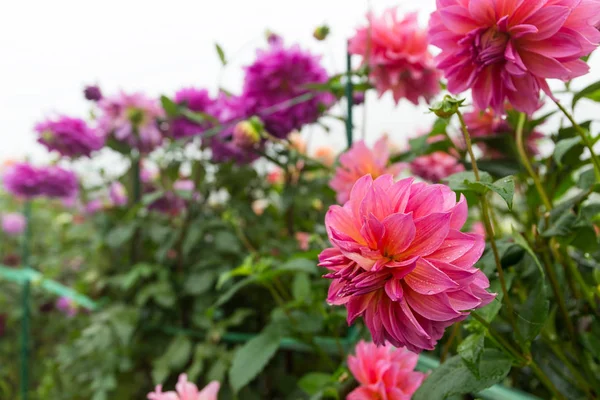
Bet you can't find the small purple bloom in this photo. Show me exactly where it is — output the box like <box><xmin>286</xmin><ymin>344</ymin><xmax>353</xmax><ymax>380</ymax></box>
<box><xmin>97</xmin><ymin>91</ymin><xmax>165</xmax><ymax>154</ymax></box>
<box><xmin>56</xmin><ymin>296</ymin><xmax>78</xmax><ymax>317</ymax></box>
<box><xmin>242</xmin><ymin>41</ymin><xmax>335</xmax><ymax>139</ymax></box>
<box><xmin>170</xmin><ymin>88</ymin><xmax>216</xmax><ymax>139</ymax></box>
<box><xmin>84</xmin><ymin>85</ymin><xmax>103</xmax><ymax>102</ymax></box>
<box><xmin>85</xmin><ymin>199</ymin><xmax>103</xmax><ymax>214</ymax></box>
<box><xmin>35</xmin><ymin>116</ymin><xmax>104</xmax><ymax>158</ymax></box>
<box><xmin>109</xmin><ymin>182</ymin><xmax>128</xmax><ymax>206</ymax></box>
<box><xmin>3</xmin><ymin>163</ymin><xmax>43</xmax><ymax>198</ymax></box>
<box><xmin>173</xmin><ymin>179</ymin><xmax>194</xmax><ymax>192</ymax></box>
<box><xmin>1</xmin><ymin>213</ymin><xmax>26</xmax><ymax>236</ymax></box>
<box><xmin>353</xmin><ymin>92</ymin><xmax>365</xmax><ymax>105</ymax></box>
<box><xmin>38</xmin><ymin>165</ymin><xmax>79</xmax><ymax>199</ymax></box>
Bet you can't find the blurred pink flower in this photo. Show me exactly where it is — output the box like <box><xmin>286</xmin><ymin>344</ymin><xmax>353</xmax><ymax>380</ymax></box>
<box><xmin>330</xmin><ymin>137</ymin><xmax>404</xmax><ymax>204</ymax></box>
<box><xmin>313</xmin><ymin>146</ymin><xmax>335</xmax><ymax>167</ymax></box>
<box><xmin>1</xmin><ymin>213</ymin><xmax>26</xmax><ymax>236</ymax></box>
<box><xmin>267</xmin><ymin>168</ymin><xmax>284</xmax><ymax>185</ymax></box>
<box><xmin>349</xmin><ymin>9</ymin><xmax>441</xmax><ymax>105</ymax></box>
<box><xmin>148</xmin><ymin>374</ymin><xmax>220</xmax><ymax>400</ymax></box>
<box><xmin>85</xmin><ymin>199</ymin><xmax>104</xmax><ymax>215</ymax></box>
<box><xmin>320</xmin><ymin>174</ymin><xmax>495</xmax><ymax>352</ymax></box>
<box><xmin>35</xmin><ymin>116</ymin><xmax>103</xmax><ymax>158</ymax></box>
<box><xmin>471</xmin><ymin>222</ymin><xmax>487</xmax><ymax>238</ymax></box>
<box><xmin>410</xmin><ymin>151</ymin><xmax>465</xmax><ymax>183</ymax></box>
<box><xmin>174</xmin><ymin>179</ymin><xmax>195</xmax><ymax>192</ymax></box>
<box><xmin>348</xmin><ymin>340</ymin><xmax>426</xmax><ymax>400</ymax></box>
<box><xmin>56</xmin><ymin>296</ymin><xmax>78</xmax><ymax>318</ymax></box>
<box><xmin>429</xmin><ymin>0</ymin><xmax>600</xmax><ymax>115</ymax></box>
<box><xmin>295</xmin><ymin>232</ymin><xmax>310</xmax><ymax>251</ymax></box>
<box><xmin>109</xmin><ymin>182</ymin><xmax>128</xmax><ymax>207</ymax></box>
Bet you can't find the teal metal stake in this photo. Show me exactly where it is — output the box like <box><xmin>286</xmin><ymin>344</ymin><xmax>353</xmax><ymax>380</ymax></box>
<box><xmin>345</xmin><ymin>44</ymin><xmax>354</xmax><ymax>149</ymax></box>
<box><xmin>20</xmin><ymin>201</ymin><xmax>32</xmax><ymax>400</ymax></box>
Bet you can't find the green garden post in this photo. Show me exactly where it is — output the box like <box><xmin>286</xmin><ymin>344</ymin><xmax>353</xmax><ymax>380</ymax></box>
<box><xmin>20</xmin><ymin>201</ymin><xmax>32</xmax><ymax>400</ymax></box>
<box><xmin>345</xmin><ymin>44</ymin><xmax>354</xmax><ymax>149</ymax></box>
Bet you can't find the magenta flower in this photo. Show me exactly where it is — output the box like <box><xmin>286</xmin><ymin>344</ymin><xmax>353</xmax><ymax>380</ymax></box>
<box><xmin>171</xmin><ymin>88</ymin><xmax>216</xmax><ymax>139</ymax></box>
<box><xmin>97</xmin><ymin>91</ymin><xmax>165</xmax><ymax>153</ymax></box>
<box><xmin>56</xmin><ymin>296</ymin><xmax>78</xmax><ymax>317</ymax></box>
<box><xmin>35</xmin><ymin>116</ymin><xmax>104</xmax><ymax>158</ymax></box>
<box><xmin>348</xmin><ymin>340</ymin><xmax>427</xmax><ymax>400</ymax></box>
<box><xmin>2</xmin><ymin>213</ymin><xmax>27</xmax><ymax>236</ymax></box>
<box><xmin>148</xmin><ymin>374</ymin><xmax>220</xmax><ymax>400</ymax></box>
<box><xmin>320</xmin><ymin>174</ymin><xmax>495</xmax><ymax>352</ymax></box>
<box><xmin>330</xmin><ymin>137</ymin><xmax>404</xmax><ymax>204</ymax></box>
<box><xmin>109</xmin><ymin>182</ymin><xmax>128</xmax><ymax>207</ymax></box>
<box><xmin>242</xmin><ymin>41</ymin><xmax>335</xmax><ymax>138</ymax></box>
<box><xmin>84</xmin><ymin>85</ymin><xmax>103</xmax><ymax>102</ymax></box>
<box><xmin>85</xmin><ymin>199</ymin><xmax>104</xmax><ymax>215</ymax></box>
<box><xmin>38</xmin><ymin>165</ymin><xmax>79</xmax><ymax>199</ymax></box>
<box><xmin>410</xmin><ymin>151</ymin><xmax>465</xmax><ymax>183</ymax></box>
<box><xmin>429</xmin><ymin>0</ymin><xmax>600</xmax><ymax>115</ymax></box>
<box><xmin>350</xmin><ymin>9</ymin><xmax>441</xmax><ymax>105</ymax></box>
<box><xmin>3</xmin><ymin>163</ymin><xmax>44</xmax><ymax>198</ymax></box>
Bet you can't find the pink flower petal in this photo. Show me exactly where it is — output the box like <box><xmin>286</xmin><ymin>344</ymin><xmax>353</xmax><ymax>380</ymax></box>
<box><xmin>381</xmin><ymin>213</ymin><xmax>416</xmax><ymax>255</ymax></box>
<box><xmin>404</xmin><ymin>258</ymin><xmax>459</xmax><ymax>295</ymax></box>
<box><xmin>404</xmin><ymin>287</ymin><xmax>461</xmax><ymax>321</ymax></box>
<box><xmin>401</xmin><ymin>212</ymin><xmax>452</xmax><ymax>258</ymax></box>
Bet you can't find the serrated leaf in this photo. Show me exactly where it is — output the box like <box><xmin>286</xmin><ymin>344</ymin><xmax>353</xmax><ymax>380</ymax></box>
<box><xmin>413</xmin><ymin>350</ymin><xmax>512</xmax><ymax>400</ymax></box>
<box><xmin>229</xmin><ymin>324</ymin><xmax>283</xmax><ymax>392</ymax></box>
<box><xmin>516</xmin><ymin>280</ymin><xmax>548</xmax><ymax>349</ymax></box>
<box><xmin>458</xmin><ymin>332</ymin><xmax>485</xmax><ymax>378</ymax></box>
<box><xmin>553</xmin><ymin>137</ymin><xmax>581</xmax><ymax>166</ymax></box>
<box><xmin>215</xmin><ymin>43</ymin><xmax>227</xmax><ymax>65</ymax></box>
<box><xmin>446</xmin><ymin>171</ymin><xmax>493</xmax><ymax>192</ymax></box>
<box><xmin>573</xmin><ymin>80</ymin><xmax>600</xmax><ymax>108</ymax></box>
<box><xmin>478</xmin><ymin>177</ymin><xmax>515</xmax><ymax>210</ymax></box>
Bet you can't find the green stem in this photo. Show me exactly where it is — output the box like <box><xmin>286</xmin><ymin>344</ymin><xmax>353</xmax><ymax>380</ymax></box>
<box><xmin>345</xmin><ymin>47</ymin><xmax>354</xmax><ymax>149</ymax></box>
<box><xmin>554</xmin><ymin>100</ymin><xmax>600</xmax><ymax>181</ymax></box>
<box><xmin>540</xmin><ymin>251</ymin><xmax>576</xmax><ymax>340</ymax></box>
<box><xmin>542</xmin><ymin>335</ymin><xmax>593</xmax><ymax>398</ymax></box>
<box><xmin>20</xmin><ymin>201</ymin><xmax>32</xmax><ymax>400</ymax></box>
<box><xmin>457</xmin><ymin>110</ymin><xmax>520</xmax><ymax>339</ymax></box>
<box><xmin>515</xmin><ymin>113</ymin><xmax>553</xmax><ymax>210</ymax></box>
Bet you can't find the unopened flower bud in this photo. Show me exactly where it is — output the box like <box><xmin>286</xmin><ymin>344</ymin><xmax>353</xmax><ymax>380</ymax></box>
<box><xmin>429</xmin><ymin>95</ymin><xmax>465</xmax><ymax>118</ymax></box>
<box><xmin>84</xmin><ymin>85</ymin><xmax>103</xmax><ymax>102</ymax></box>
<box><xmin>313</xmin><ymin>25</ymin><xmax>330</xmax><ymax>41</ymax></box>
<box><xmin>233</xmin><ymin>120</ymin><xmax>261</xmax><ymax>149</ymax></box>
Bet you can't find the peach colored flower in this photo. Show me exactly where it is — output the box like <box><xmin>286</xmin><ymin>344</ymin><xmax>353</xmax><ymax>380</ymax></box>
<box><xmin>330</xmin><ymin>137</ymin><xmax>404</xmax><ymax>204</ymax></box>
<box><xmin>313</xmin><ymin>146</ymin><xmax>336</xmax><ymax>167</ymax></box>
<box><xmin>350</xmin><ymin>8</ymin><xmax>441</xmax><ymax>104</ymax></box>
<box><xmin>348</xmin><ymin>340</ymin><xmax>427</xmax><ymax>400</ymax></box>
<box><xmin>429</xmin><ymin>0</ymin><xmax>600</xmax><ymax>115</ymax></box>
<box><xmin>295</xmin><ymin>232</ymin><xmax>311</xmax><ymax>251</ymax></box>
<box><xmin>320</xmin><ymin>174</ymin><xmax>495</xmax><ymax>352</ymax></box>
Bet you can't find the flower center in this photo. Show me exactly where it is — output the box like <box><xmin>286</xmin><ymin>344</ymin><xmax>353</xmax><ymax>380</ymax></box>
<box><xmin>471</xmin><ymin>27</ymin><xmax>509</xmax><ymax>67</ymax></box>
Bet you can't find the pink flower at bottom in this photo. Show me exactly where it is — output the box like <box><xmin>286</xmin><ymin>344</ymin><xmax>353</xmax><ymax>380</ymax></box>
<box><xmin>2</xmin><ymin>213</ymin><xmax>26</xmax><ymax>236</ymax></box>
<box><xmin>320</xmin><ymin>174</ymin><xmax>495</xmax><ymax>353</ymax></box>
<box><xmin>148</xmin><ymin>374</ymin><xmax>220</xmax><ymax>400</ymax></box>
<box><xmin>348</xmin><ymin>341</ymin><xmax>426</xmax><ymax>400</ymax></box>
<box><xmin>330</xmin><ymin>137</ymin><xmax>404</xmax><ymax>204</ymax></box>
<box><xmin>410</xmin><ymin>152</ymin><xmax>464</xmax><ymax>183</ymax></box>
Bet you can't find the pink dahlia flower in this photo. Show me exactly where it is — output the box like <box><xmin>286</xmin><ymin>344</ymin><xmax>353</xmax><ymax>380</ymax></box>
<box><xmin>3</xmin><ymin>163</ymin><xmax>44</xmax><ymax>198</ymax></box>
<box><xmin>463</xmin><ymin>107</ymin><xmax>544</xmax><ymax>157</ymax></box>
<box><xmin>2</xmin><ymin>213</ymin><xmax>27</xmax><ymax>236</ymax></box>
<box><xmin>410</xmin><ymin>151</ymin><xmax>465</xmax><ymax>182</ymax></box>
<box><xmin>349</xmin><ymin>9</ymin><xmax>441</xmax><ymax>105</ymax></box>
<box><xmin>242</xmin><ymin>41</ymin><xmax>335</xmax><ymax>138</ymax></box>
<box><xmin>97</xmin><ymin>92</ymin><xmax>165</xmax><ymax>153</ymax></box>
<box><xmin>38</xmin><ymin>165</ymin><xmax>79</xmax><ymax>199</ymax></box>
<box><xmin>171</xmin><ymin>88</ymin><xmax>216</xmax><ymax>139</ymax></box>
<box><xmin>320</xmin><ymin>174</ymin><xmax>495</xmax><ymax>352</ymax></box>
<box><xmin>3</xmin><ymin>163</ymin><xmax>78</xmax><ymax>199</ymax></box>
<box><xmin>148</xmin><ymin>374</ymin><xmax>220</xmax><ymax>400</ymax></box>
<box><xmin>35</xmin><ymin>116</ymin><xmax>104</xmax><ymax>158</ymax></box>
<box><xmin>429</xmin><ymin>0</ymin><xmax>600</xmax><ymax>115</ymax></box>
<box><xmin>348</xmin><ymin>340</ymin><xmax>426</xmax><ymax>400</ymax></box>
<box><xmin>330</xmin><ymin>137</ymin><xmax>404</xmax><ymax>204</ymax></box>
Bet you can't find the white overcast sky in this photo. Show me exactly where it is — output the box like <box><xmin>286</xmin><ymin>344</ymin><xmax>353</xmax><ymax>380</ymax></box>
<box><xmin>1</xmin><ymin>0</ymin><xmax>599</xmax><ymax>164</ymax></box>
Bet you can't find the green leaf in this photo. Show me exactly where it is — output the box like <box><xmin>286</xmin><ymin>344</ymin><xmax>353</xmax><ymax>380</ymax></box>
<box><xmin>413</xmin><ymin>350</ymin><xmax>512</xmax><ymax>400</ymax></box>
<box><xmin>183</xmin><ymin>271</ymin><xmax>215</xmax><ymax>295</ymax></box>
<box><xmin>215</xmin><ymin>43</ymin><xmax>227</xmax><ymax>65</ymax></box>
<box><xmin>512</xmin><ymin>230</ymin><xmax>545</xmax><ymax>279</ymax></box>
<box><xmin>160</xmin><ymin>95</ymin><xmax>180</xmax><ymax>118</ymax></box>
<box><xmin>298</xmin><ymin>373</ymin><xmax>332</xmax><ymax>395</ymax></box>
<box><xmin>229</xmin><ymin>324</ymin><xmax>283</xmax><ymax>392</ymax></box>
<box><xmin>516</xmin><ymin>280</ymin><xmax>548</xmax><ymax>349</ymax></box>
<box><xmin>274</xmin><ymin>258</ymin><xmax>318</xmax><ymax>275</ymax></box>
<box><xmin>292</xmin><ymin>273</ymin><xmax>311</xmax><ymax>302</ymax></box>
<box><xmin>541</xmin><ymin>210</ymin><xmax>577</xmax><ymax>238</ymax></box>
<box><xmin>477</xmin><ymin>271</ymin><xmax>515</xmax><ymax>323</ymax></box>
<box><xmin>553</xmin><ymin>137</ymin><xmax>581</xmax><ymax>166</ymax></box>
<box><xmin>152</xmin><ymin>335</ymin><xmax>192</xmax><ymax>383</ymax></box>
<box><xmin>577</xmin><ymin>168</ymin><xmax>596</xmax><ymax>190</ymax></box>
<box><xmin>446</xmin><ymin>171</ymin><xmax>493</xmax><ymax>192</ymax></box>
<box><xmin>573</xmin><ymin>80</ymin><xmax>600</xmax><ymax>108</ymax></box>
<box><xmin>105</xmin><ymin>223</ymin><xmax>137</xmax><ymax>249</ymax></box>
<box><xmin>483</xmin><ymin>177</ymin><xmax>515</xmax><ymax>210</ymax></box>
<box><xmin>214</xmin><ymin>276</ymin><xmax>257</xmax><ymax>307</ymax></box>
<box><xmin>458</xmin><ymin>332</ymin><xmax>485</xmax><ymax>378</ymax></box>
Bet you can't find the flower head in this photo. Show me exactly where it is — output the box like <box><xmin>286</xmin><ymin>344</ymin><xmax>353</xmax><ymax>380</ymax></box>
<box><xmin>242</xmin><ymin>41</ymin><xmax>334</xmax><ymax>138</ymax></box>
<box><xmin>35</xmin><ymin>116</ymin><xmax>103</xmax><ymax>158</ymax></box>
<box><xmin>429</xmin><ymin>0</ymin><xmax>600</xmax><ymax>115</ymax></box>
<box><xmin>97</xmin><ymin>91</ymin><xmax>165</xmax><ymax>153</ymax></box>
<box><xmin>3</xmin><ymin>163</ymin><xmax>44</xmax><ymax>198</ymax></box>
<box><xmin>348</xmin><ymin>340</ymin><xmax>426</xmax><ymax>400</ymax></box>
<box><xmin>350</xmin><ymin>9</ymin><xmax>441</xmax><ymax>105</ymax></box>
<box><xmin>330</xmin><ymin>137</ymin><xmax>404</xmax><ymax>204</ymax></box>
<box><xmin>320</xmin><ymin>174</ymin><xmax>495</xmax><ymax>352</ymax></box>
<box><xmin>3</xmin><ymin>163</ymin><xmax>78</xmax><ymax>199</ymax></box>
<box><xmin>232</xmin><ymin>120</ymin><xmax>261</xmax><ymax>149</ymax></box>
<box><xmin>2</xmin><ymin>213</ymin><xmax>26</xmax><ymax>236</ymax></box>
<box><xmin>38</xmin><ymin>166</ymin><xmax>79</xmax><ymax>199</ymax></box>
<box><xmin>85</xmin><ymin>199</ymin><xmax>104</xmax><ymax>215</ymax></box>
<box><xmin>84</xmin><ymin>85</ymin><xmax>103</xmax><ymax>102</ymax></box>
<box><xmin>56</xmin><ymin>296</ymin><xmax>78</xmax><ymax>317</ymax></box>
<box><xmin>109</xmin><ymin>182</ymin><xmax>128</xmax><ymax>207</ymax></box>
<box><xmin>410</xmin><ymin>152</ymin><xmax>465</xmax><ymax>182</ymax></box>
<box><xmin>171</xmin><ymin>88</ymin><xmax>216</xmax><ymax>139</ymax></box>
<box><xmin>148</xmin><ymin>374</ymin><xmax>220</xmax><ymax>400</ymax></box>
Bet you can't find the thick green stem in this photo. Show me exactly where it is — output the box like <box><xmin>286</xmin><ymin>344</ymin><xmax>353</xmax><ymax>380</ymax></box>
<box><xmin>515</xmin><ymin>113</ymin><xmax>553</xmax><ymax>210</ymax></box>
<box><xmin>555</xmin><ymin>100</ymin><xmax>600</xmax><ymax>181</ymax></box>
<box><xmin>457</xmin><ymin>111</ymin><xmax>519</xmax><ymax>339</ymax></box>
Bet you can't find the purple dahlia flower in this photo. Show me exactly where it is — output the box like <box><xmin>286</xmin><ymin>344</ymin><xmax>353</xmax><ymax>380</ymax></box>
<box><xmin>242</xmin><ymin>41</ymin><xmax>335</xmax><ymax>138</ymax></box>
<box><xmin>35</xmin><ymin>116</ymin><xmax>104</xmax><ymax>158</ymax></box>
<box><xmin>38</xmin><ymin>165</ymin><xmax>79</xmax><ymax>199</ymax></box>
<box><xmin>170</xmin><ymin>88</ymin><xmax>216</xmax><ymax>139</ymax></box>
<box><xmin>3</xmin><ymin>163</ymin><xmax>78</xmax><ymax>199</ymax></box>
<box><xmin>97</xmin><ymin>91</ymin><xmax>165</xmax><ymax>154</ymax></box>
<box><xmin>84</xmin><ymin>85</ymin><xmax>103</xmax><ymax>102</ymax></box>
<box><xmin>3</xmin><ymin>163</ymin><xmax>44</xmax><ymax>198</ymax></box>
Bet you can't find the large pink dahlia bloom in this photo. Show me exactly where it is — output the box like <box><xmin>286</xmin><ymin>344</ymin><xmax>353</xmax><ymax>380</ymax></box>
<box><xmin>35</xmin><ymin>116</ymin><xmax>104</xmax><ymax>158</ymax></box>
<box><xmin>348</xmin><ymin>340</ymin><xmax>426</xmax><ymax>400</ymax></box>
<box><xmin>320</xmin><ymin>174</ymin><xmax>495</xmax><ymax>352</ymax></box>
<box><xmin>330</xmin><ymin>137</ymin><xmax>404</xmax><ymax>204</ymax></box>
<box><xmin>429</xmin><ymin>0</ymin><xmax>600</xmax><ymax>115</ymax></box>
<box><xmin>349</xmin><ymin>9</ymin><xmax>441</xmax><ymax>105</ymax></box>
<box><xmin>148</xmin><ymin>374</ymin><xmax>220</xmax><ymax>400</ymax></box>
